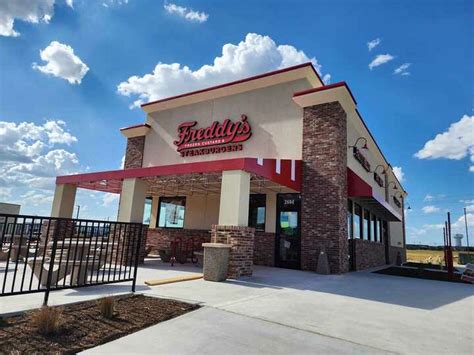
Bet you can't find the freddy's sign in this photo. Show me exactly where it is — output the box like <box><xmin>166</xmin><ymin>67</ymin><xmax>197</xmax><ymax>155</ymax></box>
<box><xmin>173</xmin><ymin>114</ymin><xmax>252</xmax><ymax>157</ymax></box>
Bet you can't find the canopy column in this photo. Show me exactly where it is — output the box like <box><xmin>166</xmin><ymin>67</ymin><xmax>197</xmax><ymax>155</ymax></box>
<box><xmin>118</xmin><ymin>178</ymin><xmax>148</xmax><ymax>223</ymax></box>
<box><xmin>218</xmin><ymin>170</ymin><xmax>250</xmax><ymax>226</ymax></box>
<box><xmin>51</xmin><ymin>183</ymin><xmax>77</xmax><ymax>218</ymax></box>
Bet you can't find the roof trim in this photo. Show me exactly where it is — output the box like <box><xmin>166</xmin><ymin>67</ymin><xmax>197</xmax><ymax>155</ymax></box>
<box><xmin>293</xmin><ymin>81</ymin><xmax>357</xmax><ymax>105</ymax></box>
<box><xmin>120</xmin><ymin>123</ymin><xmax>151</xmax><ymax>131</ymax></box>
<box><xmin>140</xmin><ymin>62</ymin><xmax>323</xmax><ymax>108</ymax></box>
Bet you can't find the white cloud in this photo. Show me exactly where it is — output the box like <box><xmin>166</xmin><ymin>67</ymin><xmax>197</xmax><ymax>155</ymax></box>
<box><xmin>464</xmin><ymin>205</ymin><xmax>474</xmax><ymax>212</ymax></box>
<box><xmin>120</xmin><ymin>155</ymin><xmax>125</xmax><ymax>169</ymax></box>
<box><xmin>0</xmin><ymin>0</ymin><xmax>73</xmax><ymax>37</ymax></box>
<box><xmin>33</xmin><ymin>41</ymin><xmax>89</xmax><ymax>84</ymax></box>
<box><xmin>117</xmin><ymin>33</ymin><xmax>329</xmax><ymax>108</ymax></box>
<box><xmin>367</xmin><ymin>38</ymin><xmax>381</xmax><ymax>51</ymax></box>
<box><xmin>453</xmin><ymin>213</ymin><xmax>474</xmax><ymax>230</ymax></box>
<box><xmin>392</xmin><ymin>166</ymin><xmax>404</xmax><ymax>182</ymax></box>
<box><xmin>422</xmin><ymin>205</ymin><xmax>440</xmax><ymax>214</ymax></box>
<box><xmin>102</xmin><ymin>0</ymin><xmax>129</xmax><ymax>7</ymax></box>
<box><xmin>424</xmin><ymin>194</ymin><xmax>446</xmax><ymax>202</ymax></box>
<box><xmin>394</xmin><ymin>63</ymin><xmax>411</xmax><ymax>76</ymax></box>
<box><xmin>460</xmin><ymin>199</ymin><xmax>474</xmax><ymax>204</ymax></box>
<box><xmin>164</xmin><ymin>2</ymin><xmax>208</xmax><ymax>23</ymax></box>
<box><xmin>414</xmin><ymin>115</ymin><xmax>474</xmax><ymax>172</ymax></box>
<box><xmin>102</xmin><ymin>193</ymin><xmax>119</xmax><ymax>207</ymax></box>
<box><xmin>0</xmin><ymin>120</ymin><xmax>77</xmax><ymax>164</ymax></box>
<box><xmin>368</xmin><ymin>54</ymin><xmax>395</xmax><ymax>70</ymax></box>
<box><xmin>0</xmin><ymin>120</ymin><xmax>80</xmax><ymax>205</ymax></box>
<box><xmin>424</xmin><ymin>194</ymin><xmax>434</xmax><ymax>202</ymax></box>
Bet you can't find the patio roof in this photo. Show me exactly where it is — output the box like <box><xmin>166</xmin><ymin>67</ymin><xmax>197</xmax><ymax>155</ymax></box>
<box><xmin>56</xmin><ymin>158</ymin><xmax>302</xmax><ymax>196</ymax></box>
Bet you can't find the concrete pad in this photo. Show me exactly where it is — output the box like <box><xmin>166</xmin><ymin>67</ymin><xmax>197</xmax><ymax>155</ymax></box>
<box><xmin>84</xmin><ymin>307</ymin><xmax>390</xmax><ymax>355</ymax></box>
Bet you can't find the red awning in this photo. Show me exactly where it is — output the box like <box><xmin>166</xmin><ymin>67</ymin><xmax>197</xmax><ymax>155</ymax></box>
<box><xmin>56</xmin><ymin>158</ymin><xmax>302</xmax><ymax>194</ymax></box>
<box><xmin>347</xmin><ymin>168</ymin><xmax>402</xmax><ymax>222</ymax></box>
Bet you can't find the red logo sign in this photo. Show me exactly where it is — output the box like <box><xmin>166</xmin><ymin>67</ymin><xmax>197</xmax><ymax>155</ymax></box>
<box><xmin>174</xmin><ymin>114</ymin><xmax>252</xmax><ymax>156</ymax></box>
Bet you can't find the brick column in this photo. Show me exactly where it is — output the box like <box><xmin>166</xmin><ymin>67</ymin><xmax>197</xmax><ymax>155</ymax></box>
<box><xmin>124</xmin><ymin>136</ymin><xmax>145</xmax><ymax>169</ymax></box>
<box><xmin>301</xmin><ymin>101</ymin><xmax>348</xmax><ymax>274</ymax></box>
<box><xmin>211</xmin><ymin>225</ymin><xmax>254</xmax><ymax>278</ymax></box>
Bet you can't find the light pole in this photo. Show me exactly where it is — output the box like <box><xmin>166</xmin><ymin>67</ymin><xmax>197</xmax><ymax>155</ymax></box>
<box><xmin>75</xmin><ymin>205</ymin><xmax>80</xmax><ymax>219</ymax></box>
<box><xmin>464</xmin><ymin>207</ymin><xmax>470</xmax><ymax>251</ymax></box>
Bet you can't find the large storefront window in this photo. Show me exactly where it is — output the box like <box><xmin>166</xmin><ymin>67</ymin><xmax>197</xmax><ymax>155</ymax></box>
<box><xmin>372</xmin><ymin>214</ymin><xmax>378</xmax><ymax>242</ymax></box>
<box><xmin>158</xmin><ymin>197</ymin><xmax>186</xmax><ymax>228</ymax></box>
<box><xmin>354</xmin><ymin>203</ymin><xmax>362</xmax><ymax>239</ymax></box>
<box><xmin>364</xmin><ymin>209</ymin><xmax>371</xmax><ymax>240</ymax></box>
<box><xmin>249</xmin><ymin>194</ymin><xmax>266</xmax><ymax>231</ymax></box>
<box><xmin>143</xmin><ymin>197</ymin><xmax>152</xmax><ymax>225</ymax></box>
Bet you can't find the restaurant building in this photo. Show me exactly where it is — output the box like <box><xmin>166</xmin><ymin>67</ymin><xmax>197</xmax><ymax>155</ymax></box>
<box><xmin>52</xmin><ymin>62</ymin><xmax>407</xmax><ymax>275</ymax></box>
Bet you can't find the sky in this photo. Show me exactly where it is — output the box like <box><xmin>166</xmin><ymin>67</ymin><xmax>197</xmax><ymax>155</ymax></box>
<box><xmin>0</xmin><ymin>0</ymin><xmax>472</xmax><ymax>245</ymax></box>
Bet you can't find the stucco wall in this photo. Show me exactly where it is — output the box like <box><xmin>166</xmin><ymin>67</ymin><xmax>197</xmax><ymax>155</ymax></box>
<box><xmin>346</xmin><ymin>116</ymin><xmax>405</xmax><ymax>249</ymax></box>
<box><xmin>142</xmin><ymin>79</ymin><xmax>312</xmax><ymax>166</ymax></box>
<box><xmin>184</xmin><ymin>194</ymin><xmax>220</xmax><ymax>230</ymax></box>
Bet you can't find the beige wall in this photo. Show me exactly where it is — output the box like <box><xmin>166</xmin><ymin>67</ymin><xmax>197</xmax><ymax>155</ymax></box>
<box><xmin>150</xmin><ymin>192</ymin><xmax>278</xmax><ymax>233</ymax></box>
<box><xmin>347</xmin><ymin>115</ymin><xmax>405</xmax><ymax>247</ymax></box>
<box><xmin>143</xmin><ymin>79</ymin><xmax>312</xmax><ymax>167</ymax></box>
<box><xmin>184</xmin><ymin>194</ymin><xmax>220</xmax><ymax>229</ymax></box>
<box><xmin>390</xmin><ymin>221</ymin><xmax>404</xmax><ymax>247</ymax></box>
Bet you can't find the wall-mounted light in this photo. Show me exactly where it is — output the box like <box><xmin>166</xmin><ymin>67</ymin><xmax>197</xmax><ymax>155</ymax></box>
<box><xmin>348</xmin><ymin>137</ymin><xmax>368</xmax><ymax>150</ymax></box>
<box><xmin>373</xmin><ymin>164</ymin><xmax>386</xmax><ymax>174</ymax></box>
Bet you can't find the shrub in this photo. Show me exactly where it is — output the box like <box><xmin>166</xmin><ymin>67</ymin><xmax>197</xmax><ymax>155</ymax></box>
<box><xmin>31</xmin><ymin>306</ymin><xmax>62</xmax><ymax>335</ymax></box>
<box><xmin>97</xmin><ymin>296</ymin><xmax>115</xmax><ymax>319</ymax></box>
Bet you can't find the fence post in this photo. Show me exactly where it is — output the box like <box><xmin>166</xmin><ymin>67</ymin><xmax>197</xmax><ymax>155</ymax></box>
<box><xmin>131</xmin><ymin>224</ymin><xmax>143</xmax><ymax>293</ymax></box>
<box><xmin>43</xmin><ymin>220</ymin><xmax>60</xmax><ymax>306</ymax></box>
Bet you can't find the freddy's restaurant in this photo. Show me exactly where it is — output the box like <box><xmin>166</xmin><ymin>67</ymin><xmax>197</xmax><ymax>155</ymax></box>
<box><xmin>52</xmin><ymin>63</ymin><xmax>407</xmax><ymax>276</ymax></box>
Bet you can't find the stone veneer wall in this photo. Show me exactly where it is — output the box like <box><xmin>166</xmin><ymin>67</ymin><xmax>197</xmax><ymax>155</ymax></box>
<box><xmin>124</xmin><ymin>136</ymin><xmax>145</xmax><ymax>169</ymax></box>
<box><xmin>253</xmin><ymin>231</ymin><xmax>275</xmax><ymax>266</ymax></box>
<box><xmin>211</xmin><ymin>225</ymin><xmax>255</xmax><ymax>279</ymax></box>
<box><xmin>301</xmin><ymin>101</ymin><xmax>348</xmax><ymax>274</ymax></box>
<box><xmin>353</xmin><ymin>239</ymin><xmax>386</xmax><ymax>270</ymax></box>
<box><xmin>146</xmin><ymin>228</ymin><xmax>210</xmax><ymax>254</ymax></box>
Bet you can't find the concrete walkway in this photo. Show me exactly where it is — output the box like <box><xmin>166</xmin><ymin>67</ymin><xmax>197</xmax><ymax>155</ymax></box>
<box><xmin>2</xmin><ymin>259</ymin><xmax>473</xmax><ymax>354</ymax></box>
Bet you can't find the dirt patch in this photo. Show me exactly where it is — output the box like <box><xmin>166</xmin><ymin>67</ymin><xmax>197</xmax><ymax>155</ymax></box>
<box><xmin>0</xmin><ymin>294</ymin><xmax>199</xmax><ymax>354</ymax></box>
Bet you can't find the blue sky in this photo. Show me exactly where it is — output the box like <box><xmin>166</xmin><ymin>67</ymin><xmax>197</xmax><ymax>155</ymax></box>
<box><xmin>0</xmin><ymin>0</ymin><xmax>472</xmax><ymax>245</ymax></box>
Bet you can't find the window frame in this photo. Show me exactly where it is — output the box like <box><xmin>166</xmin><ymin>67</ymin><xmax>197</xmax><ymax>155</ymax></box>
<box><xmin>157</xmin><ymin>196</ymin><xmax>187</xmax><ymax>229</ymax></box>
<box><xmin>248</xmin><ymin>194</ymin><xmax>266</xmax><ymax>232</ymax></box>
<box><xmin>364</xmin><ymin>209</ymin><xmax>371</xmax><ymax>241</ymax></box>
<box><xmin>354</xmin><ymin>203</ymin><xmax>362</xmax><ymax>239</ymax></box>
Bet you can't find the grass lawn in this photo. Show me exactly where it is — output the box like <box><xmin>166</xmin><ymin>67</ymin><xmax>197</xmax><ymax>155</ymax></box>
<box><xmin>407</xmin><ymin>249</ymin><xmax>474</xmax><ymax>266</ymax></box>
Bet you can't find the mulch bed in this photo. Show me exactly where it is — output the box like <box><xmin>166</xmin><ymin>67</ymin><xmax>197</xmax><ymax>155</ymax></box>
<box><xmin>374</xmin><ymin>266</ymin><xmax>465</xmax><ymax>283</ymax></box>
<box><xmin>0</xmin><ymin>294</ymin><xmax>199</xmax><ymax>354</ymax></box>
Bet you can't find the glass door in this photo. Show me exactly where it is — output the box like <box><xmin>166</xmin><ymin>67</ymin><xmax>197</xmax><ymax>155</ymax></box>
<box><xmin>275</xmin><ymin>193</ymin><xmax>301</xmax><ymax>269</ymax></box>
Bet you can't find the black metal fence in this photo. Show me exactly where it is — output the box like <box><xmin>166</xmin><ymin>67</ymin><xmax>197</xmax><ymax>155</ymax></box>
<box><xmin>0</xmin><ymin>213</ymin><xmax>144</xmax><ymax>305</ymax></box>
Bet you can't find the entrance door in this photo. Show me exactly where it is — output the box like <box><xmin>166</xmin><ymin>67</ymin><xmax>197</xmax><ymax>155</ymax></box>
<box><xmin>275</xmin><ymin>193</ymin><xmax>301</xmax><ymax>269</ymax></box>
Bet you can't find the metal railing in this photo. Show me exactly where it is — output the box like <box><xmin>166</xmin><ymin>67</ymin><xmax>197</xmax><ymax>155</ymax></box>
<box><xmin>0</xmin><ymin>214</ymin><xmax>144</xmax><ymax>305</ymax></box>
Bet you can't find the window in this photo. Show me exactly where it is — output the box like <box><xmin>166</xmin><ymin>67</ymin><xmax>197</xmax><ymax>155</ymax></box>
<box><xmin>347</xmin><ymin>200</ymin><xmax>353</xmax><ymax>239</ymax></box>
<box><xmin>354</xmin><ymin>203</ymin><xmax>362</xmax><ymax>239</ymax></box>
<box><xmin>364</xmin><ymin>209</ymin><xmax>371</xmax><ymax>240</ymax></box>
<box><xmin>378</xmin><ymin>218</ymin><xmax>383</xmax><ymax>243</ymax></box>
<box><xmin>249</xmin><ymin>194</ymin><xmax>266</xmax><ymax>231</ymax></box>
<box><xmin>158</xmin><ymin>197</ymin><xmax>186</xmax><ymax>228</ymax></box>
<box><xmin>143</xmin><ymin>197</ymin><xmax>152</xmax><ymax>225</ymax></box>
<box><xmin>372</xmin><ymin>214</ymin><xmax>378</xmax><ymax>242</ymax></box>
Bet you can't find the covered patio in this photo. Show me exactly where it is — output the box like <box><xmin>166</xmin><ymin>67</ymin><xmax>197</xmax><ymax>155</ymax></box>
<box><xmin>53</xmin><ymin>158</ymin><xmax>302</xmax><ymax>276</ymax></box>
